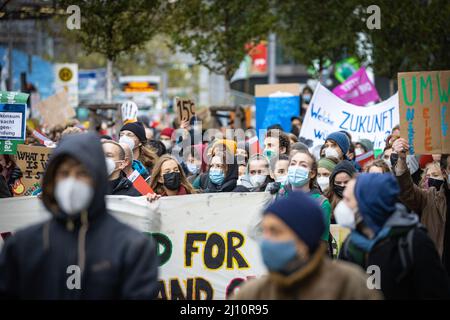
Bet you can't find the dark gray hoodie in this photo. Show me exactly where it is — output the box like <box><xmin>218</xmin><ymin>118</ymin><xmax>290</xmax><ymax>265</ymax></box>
<box><xmin>0</xmin><ymin>132</ymin><xmax>158</xmax><ymax>299</ymax></box>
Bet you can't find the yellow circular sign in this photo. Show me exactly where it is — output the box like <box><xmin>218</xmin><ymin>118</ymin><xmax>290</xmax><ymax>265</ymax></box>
<box><xmin>59</xmin><ymin>67</ymin><xmax>73</xmax><ymax>82</ymax></box>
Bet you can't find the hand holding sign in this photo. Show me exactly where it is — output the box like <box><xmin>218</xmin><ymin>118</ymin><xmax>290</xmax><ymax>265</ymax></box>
<box><xmin>392</xmin><ymin>138</ymin><xmax>409</xmax><ymax>159</ymax></box>
<box><xmin>121</xmin><ymin>100</ymin><xmax>138</xmax><ymax>124</ymax></box>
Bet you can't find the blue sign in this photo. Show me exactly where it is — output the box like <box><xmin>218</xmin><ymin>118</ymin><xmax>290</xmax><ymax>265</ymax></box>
<box><xmin>255</xmin><ymin>96</ymin><xmax>300</xmax><ymax>133</ymax></box>
<box><xmin>0</xmin><ymin>103</ymin><xmax>27</xmax><ymax>141</ymax></box>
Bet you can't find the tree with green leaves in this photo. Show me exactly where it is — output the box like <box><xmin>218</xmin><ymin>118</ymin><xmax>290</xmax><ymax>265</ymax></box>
<box><xmin>59</xmin><ymin>0</ymin><xmax>168</xmax><ymax>101</ymax></box>
<box><xmin>167</xmin><ymin>0</ymin><xmax>274</xmax><ymax>86</ymax></box>
<box><xmin>356</xmin><ymin>0</ymin><xmax>449</xmax><ymax>93</ymax></box>
<box><xmin>275</xmin><ymin>0</ymin><xmax>361</xmax><ymax>79</ymax></box>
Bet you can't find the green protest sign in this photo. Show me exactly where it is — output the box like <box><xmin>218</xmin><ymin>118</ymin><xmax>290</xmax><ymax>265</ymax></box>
<box><xmin>0</xmin><ymin>91</ymin><xmax>29</xmax><ymax>104</ymax></box>
<box><xmin>0</xmin><ymin>140</ymin><xmax>23</xmax><ymax>155</ymax></box>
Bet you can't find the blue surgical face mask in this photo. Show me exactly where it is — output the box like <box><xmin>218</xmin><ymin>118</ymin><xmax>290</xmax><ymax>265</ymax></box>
<box><xmin>260</xmin><ymin>239</ymin><xmax>298</xmax><ymax>272</ymax></box>
<box><xmin>209</xmin><ymin>169</ymin><xmax>225</xmax><ymax>185</ymax></box>
<box><xmin>187</xmin><ymin>163</ymin><xmax>200</xmax><ymax>175</ymax></box>
<box><xmin>263</xmin><ymin>149</ymin><xmax>277</xmax><ymax>160</ymax></box>
<box><xmin>288</xmin><ymin>166</ymin><xmax>310</xmax><ymax>187</ymax></box>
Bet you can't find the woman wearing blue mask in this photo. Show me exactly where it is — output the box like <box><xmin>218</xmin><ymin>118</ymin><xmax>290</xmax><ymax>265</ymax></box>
<box><xmin>233</xmin><ymin>191</ymin><xmax>380</xmax><ymax>300</ymax></box>
<box><xmin>193</xmin><ymin>151</ymin><xmax>249</xmax><ymax>193</ymax></box>
<box><xmin>275</xmin><ymin>150</ymin><xmax>332</xmax><ymax>245</ymax></box>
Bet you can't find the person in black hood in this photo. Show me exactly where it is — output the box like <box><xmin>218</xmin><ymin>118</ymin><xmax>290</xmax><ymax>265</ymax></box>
<box><xmin>193</xmin><ymin>150</ymin><xmax>249</xmax><ymax>193</ymax></box>
<box><xmin>0</xmin><ymin>132</ymin><xmax>159</xmax><ymax>299</ymax></box>
<box><xmin>102</xmin><ymin>140</ymin><xmax>140</xmax><ymax>197</ymax></box>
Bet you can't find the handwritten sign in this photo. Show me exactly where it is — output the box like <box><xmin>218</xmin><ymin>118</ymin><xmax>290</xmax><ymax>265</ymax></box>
<box><xmin>13</xmin><ymin>144</ymin><xmax>52</xmax><ymax>197</ymax></box>
<box><xmin>300</xmin><ymin>83</ymin><xmax>399</xmax><ymax>150</ymax></box>
<box><xmin>175</xmin><ymin>97</ymin><xmax>195</xmax><ymax>124</ymax></box>
<box><xmin>399</xmin><ymin>70</ymin><xmax>450</xmax><ymax>154</ymax></box>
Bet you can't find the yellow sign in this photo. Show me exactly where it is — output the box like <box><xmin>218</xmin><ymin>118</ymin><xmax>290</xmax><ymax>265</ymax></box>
<box><xmin>58</xmin><ymin>67</ymin><xmax>73</xmax><ymax>82</ymax></box>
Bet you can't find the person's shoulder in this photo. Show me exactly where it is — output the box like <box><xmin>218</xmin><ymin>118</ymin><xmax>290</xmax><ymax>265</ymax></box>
<box><xmin>231</xmin><ymin>276</ymin><xmax>271</xmax><ymax>300</ymax></box>
<box><xmin>327</xmin><ymin>258</ymin><xmax>368</xmax><ymax>281</ymax></box>
<box><xmin>105</xmin><ymin>214</ymin><xmax>152</xmax><ymax>246</ymax></box>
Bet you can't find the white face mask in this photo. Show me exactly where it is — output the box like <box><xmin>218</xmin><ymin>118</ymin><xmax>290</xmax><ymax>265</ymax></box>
<box><xmin>355</xmin><ymin>148</ymin><xmax>364</xmax><ymax>156</ymax></box>
<box><xmin>325</xmin><ymin>147</ymin><xmax>340</xmax><ymax>159</ymax></box>
<box><xmin>161</xmin><ymin>140</ymin><xmax>173</xmax><ymax>150</ymax></box>
<box><xmin>105</xmin><ymin>157</ymin><xmax>117</xmax><ymax>176</ymax></box>
<box><xmin>334</xmin><ymin>200</ymin><xmax>357</xmax><ymax>229</ymax></box>
<box><xmin>275</xmin><ymin>175</ymin><xmax>287</xmax><ymax>184</ymax></box>
<box><xmin>119</xmin><ymin>136</ymin><xmax>135</xmax><ymax>151</ymax></box>
<box><xmin>250</xmin><ymin>175</ymin><xmax>267</xmax><ymax>188</ymax></box>
<box><xmin>55</xmin><ymin>177</ymin><xmax>94</xmax><ymax>215</ymax></box>
<box><xmin>317</xmin><ymin>176</ymin><xmax>330</xmax><ymax>192</ymax></box>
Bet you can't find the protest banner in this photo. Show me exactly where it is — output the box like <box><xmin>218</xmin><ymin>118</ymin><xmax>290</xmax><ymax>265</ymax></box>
<box><xmin>13</xmin><ymin>144</ymin><xmax>52</xmax><ymax>197</ymax></box>
<box><xmin>399</xmin><ymin>70</ymin><xmax>450</xmax><ymax>154</ymax></box>
<box><xmin>255</xmin><ymin>84</ymin><xmax>301</xmax><ymax>133</ymax></box>
<box><xmin>0</xmin><ymin>91</ymin><xmax>28</xmax><ymax>155</ymax></box>
<box><xmin>332</xmin><ymin>67</ymin><xmax>380</xmax><ymax>106</ymax></box>
<box><xmin>0</xmin><ymin>192</ymin><xmax>351</xmax><ymax>299</ymax></box>
<box><xmin>175</xmin><ymin>97</ymin><xmax>196</xmax><ymax>124</ymax></box>
<box><xmin>55</xmin><ymin>63</ymin><xmax>79</xmax><ymax>108</ymax></box>
<box><xmin>35</xmin><ymin>91</ymin><xmax>76</xmax><ymax>128</ymax></box>
<box><xmin>300</xmin><ymin>83</ymin><xmax>399</xmax><ymax>150</ymax></box>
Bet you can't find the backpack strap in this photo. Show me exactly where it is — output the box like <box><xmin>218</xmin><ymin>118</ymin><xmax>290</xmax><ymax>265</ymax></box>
<box><xmin>396</xmin><ymin>227</ymin><xmax>416</xmax><ymax>283</ymax></box>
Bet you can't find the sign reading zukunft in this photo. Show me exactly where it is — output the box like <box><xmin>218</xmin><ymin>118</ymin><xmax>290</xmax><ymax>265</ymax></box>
<box><xmin>0</xmin><ymin>91</ymin><xmax>29</xmax><ymax>155</ymax></box>
<box><xmin>399</xmin><ymin>70</ymin><xmax>450</xmax><ymax>154</ymax></box>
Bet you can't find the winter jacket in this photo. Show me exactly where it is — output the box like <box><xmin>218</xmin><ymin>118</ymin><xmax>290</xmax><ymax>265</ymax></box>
<box><xmin>394</xmin><ymin>156</ymin><xmax>450</xmax><ymax>275</ymax></box>
<box><xmin>339</xmin><ymin>204</ymin><xmax>450</xmax><ymax>299</ymax></box>
<box><xmin>233</xmin><ymin>243</ymin><xmax>381</xmax><ymax>300</ymax></box>
<box><xmin>0</xmin><ymin>132</ymin><xmax>159</xmax><ymax>299</ymax></box>
<box><xmin>108</xmin><ymin>173</ymin><xmax>141</xmax><ymax>197</ymax></box>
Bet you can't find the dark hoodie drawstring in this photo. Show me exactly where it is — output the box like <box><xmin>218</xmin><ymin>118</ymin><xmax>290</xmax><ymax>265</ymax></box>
<box><xmin>78</xmin><ymin>210</ymin><xmax>89</xmax><ymax>273</ymax></box>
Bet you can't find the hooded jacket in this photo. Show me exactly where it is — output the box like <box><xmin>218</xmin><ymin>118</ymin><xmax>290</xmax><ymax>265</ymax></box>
<box><xmin>339</xmin><ymin>204</ymin><xmax>450</xmax><ymax>299</ymax></box>
<box><xmin>0</xmin><ymin>132</ymin><xmax>159</xmax><ymax>299</ymax></box>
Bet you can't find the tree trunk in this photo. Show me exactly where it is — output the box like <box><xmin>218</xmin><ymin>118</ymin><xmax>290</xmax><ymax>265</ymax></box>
<box><xmin>389</xmin><ymin>78</ymin><xmax>394</xmax><ymax>97</ymax></box>
<box><xmin>106</xmin><ymin>59</ymin><xmax>113</xmax><ymax>102</ymax></box>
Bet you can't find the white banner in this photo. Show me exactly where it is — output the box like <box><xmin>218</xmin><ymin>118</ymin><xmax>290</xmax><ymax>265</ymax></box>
<box><xmin>300</xmin><ymin>83</ymin><xmax>399</xmax><ymax>150</ymax></box>
<box><xmin>0</xmin><ymin>192</ymin><xmax>273</xmax><ymax>300</ymax></box>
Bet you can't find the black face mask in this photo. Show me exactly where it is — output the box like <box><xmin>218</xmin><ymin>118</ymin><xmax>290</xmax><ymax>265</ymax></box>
<box><xmin>163</xmin><ymin>172</ymin><xmax>181</xmax><ymax>191</ymax></box>
<box><xmin>333</xmin><ymin>184</ymin><xmax>345</xmax><ymax>198</ymax></box>
<box><xmin>428</xmin><ymin>178</ymin><xmax>444</xmax><ymax>190</ymax></box>
<box><xmin>390</xmin><ymin>153</ymin><xmax>399</xmax><ymax>168</ymax></box>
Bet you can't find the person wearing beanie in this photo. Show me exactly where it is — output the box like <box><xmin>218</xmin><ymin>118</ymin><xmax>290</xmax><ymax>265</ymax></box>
<box><xmin>211</xmin><ymin>139</ymin><xmax>237</xmax><ymax>156</ymax></box>
<box><xmin>317</xmin><ymin>157</ymin><xmax>339</xmax><ymax>193</ymax></box>
<box><xmin>325</xmin><ymin>160</ymin><xmax>357</xmax><ymax>221</ymax></box>
<box><xmin>323</xmin><ymin>131</ymin><xmax>350</xmax><ymax>161</ymax></box>
<box><xmin>336</xmin><ymin>174</ymin><xmax>450</xmax><ymax>300</ymax></box>
<box><xmin>159</xmin><ymin>127</ymin><xmax>175</xmax><ymax>152</ymax></box>
<box><xmin>355</xmin><ymin>139</ymin><xmax>374</xmax><ymax>156</ymax></box>
<box><xmin>119</xmin><ymin>122</ymin><xmax>158</xmax><ymax>178</ymax></box>
<box><xmin>233</xmin><ymin>191</ymin><xmax>381</xmax><ymax>300</ymax></box>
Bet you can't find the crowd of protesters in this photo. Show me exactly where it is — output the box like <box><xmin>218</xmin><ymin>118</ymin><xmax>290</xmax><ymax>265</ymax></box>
<box><xmin>1</xmin><ymin>99</ymin><xmax>450</xmax><ymax>300</ymax></box>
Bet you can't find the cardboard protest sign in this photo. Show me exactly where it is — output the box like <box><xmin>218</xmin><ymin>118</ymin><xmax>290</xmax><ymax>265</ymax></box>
<box><xmin>13</xmin><ymin>144</ymin><xmax>52</xmax><ymax>197</ymax></box>
<box><xmin>399</xmin><ymin>70</ymin><xmax>450</xmax><ymax>154</ymax></box>
<box><xmin>255</xmin><ymin>83</ymin><xmax>301</xmax><ymax>133</ymax></box>
<box><xmin>332</xmin><ymin>67</ymin><xmax>380</xmax><ymax>106</ymax></box>
<box><xmin>300</xmin><ymin>83</ymin><xmax>399</xmax><ymax>150</ymax></box>
<box><xmin>35</xmin><ymin>91</ymin><xmax>75</xmax><ymax>128</ymax></box>
<box><xmin>175</xmin><ymin>97</ymin><xmax>195</xmax><ymax>124</ymax></box>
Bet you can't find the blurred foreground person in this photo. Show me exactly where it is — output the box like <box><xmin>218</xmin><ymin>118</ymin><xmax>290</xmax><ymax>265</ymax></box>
<box><xmin>337</xmin><ymin>174</ymin><xmax>450</xmax><ymax>299</ymax></box>
<box><xmin>0</xmin><ymin>132</ymin><xmax>159</xmax><ymax>299</ymax></box>
<box><xmin>233</xmin><ymin>191</ymin><xmax>381</xmax><ymax>300</ymax></box>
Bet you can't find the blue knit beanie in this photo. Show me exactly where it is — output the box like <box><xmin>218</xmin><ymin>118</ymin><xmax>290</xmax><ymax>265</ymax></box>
<box><xmin>326</xmin><ymin>131</ymin><xmax>350</xmax><ymax>155</ymax></box>
<box><xmin>355</xmin><ymin>173</ymin><xmax>400</xmax><ymax>234</ymax></box>
<box><xmin>263</xmin><ymin>191</ymin><xmax>325</xmax><ymax>253</ymax></box>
